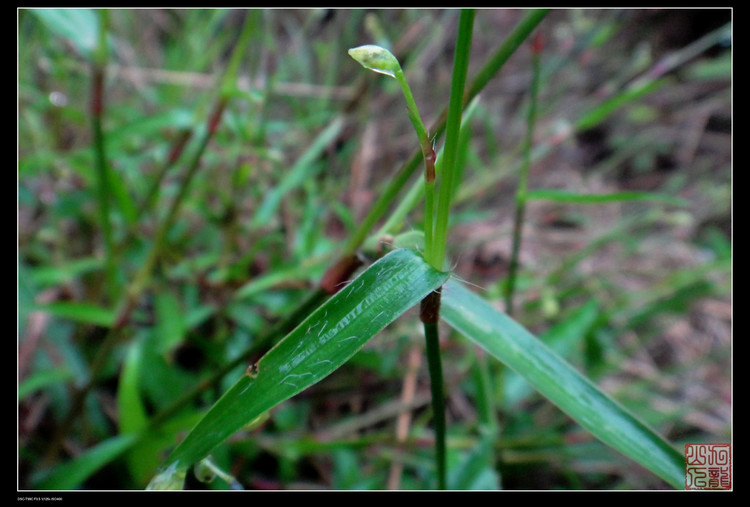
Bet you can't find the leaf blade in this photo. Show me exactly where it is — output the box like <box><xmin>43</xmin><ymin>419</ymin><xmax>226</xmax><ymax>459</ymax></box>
<box><xmin>525</xmin><ymin>188</ymin><xmax>687</xmax><ymax>206</ymax></box>
<box><xmin>440</xmin><ymin>279</ymin><xmax>685</xmax><ymax>489</ymax></box>
<box><xmin>37</xmin><ymin>301</ymin><xmax>115</xmax><ymax>327</ymax></box>
<box><xmin>157</xmin><ymin>248</ymin><xmax>448</xmax><ymax>475</ymax></box>
<box><xmin>251</xmin><ymin>115</ymin><xmax>345</xmax><ymax>227</ymax></box>
<box><xmin>34</xmin><ymin>434</ymin><xmax>140</xmax><ymax>490</ymax></box>
<box><xmin>29</xmin><ymin>8</ymin><xmax>99</xmax><ymax>58</ymax></box>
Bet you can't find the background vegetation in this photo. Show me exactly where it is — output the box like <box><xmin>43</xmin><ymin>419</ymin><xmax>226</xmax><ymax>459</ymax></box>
<box><xmin>18</xmin><ymin>8</ymin><xmax>731</xmax><ymax>490</ymax></box>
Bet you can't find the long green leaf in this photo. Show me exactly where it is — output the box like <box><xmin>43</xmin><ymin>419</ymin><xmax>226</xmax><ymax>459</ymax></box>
<box><xmin>251</xmin><ymin>115</ymin><xmax>344</xmax><ymax>227</ymax></box>
<box><xmin>525</xmin><ymin>188</ymin><xmax>687</xmax><ymax>206</ymax></box>
<box><xmin>18</xmin><ymin>369</ymin><xmax>74</xmax><ymax>401</ymax></box>
<box><xmin>440</xmin><ymin>279</ymin><xmax>685</xmax><ymax>489</ymax></box>
<box><xmin>34</xmin><ymin>433</ymin><xmax>140</xmax><ymax>490</ymax></box>
<box><xmin>37</xmin><ymin>301</ymin><xmax>115</xmax><ymax>327</ymax></box>
<box><xmin>33</xmin><ymin>410</ymin><xmax>205</xmax><ymax>490</ymax></box>
<box><xmin>153</xmin><ymin>248</ymin><xmax>448</xmax><ymax>482</ymax></box>
<box><xmin>574</xmin><ymin>78</ymin><xmax>667</xmax><ymax>132</ymax></box>
<box><xmin>117</xmin><ymin>339</ymin><xmax>159</xmax><ymax>486</ymax></box>
<box><xmin>502</xmin><ymin>299</ymin><xmax>600</xmax><ymax>408</ymax></box>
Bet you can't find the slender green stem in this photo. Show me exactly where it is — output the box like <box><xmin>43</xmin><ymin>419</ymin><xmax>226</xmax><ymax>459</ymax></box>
<box><xmin>506</xmin><ymin>198</ymin><xmax>526</xmax><ymax>316</ymax></box>
<box><xmin>394</xmin><ymin>69</ymin><xmax>431</xmax><ymax>154</ymax></box>
<box><xmin>220</xmin><ymin>11</ymin><xmax>257</xmax><ymax>96</ymax></box>
<box><xmin>134</xmin><ymin>128</ymin><xmax>192</xmax><ymax>221</ymax></box>
<box><xmin>421</xmin><ymin>11</ymin><xmax>474</xmax><ymax>490</ymax></box>
<box><xmin>420</xmin><ymin>289</ymin><xmax>445</xmax><ymax>489</ymax></box>
<box><xmin>91</xmin><ymin>9</ymin><xmax>118</xmax><ymax>301</ymax></box>
<box><xmin>423</xmin><ymin>179</ymin><xmax>436</xmax><ymax>255</ymax></box>
<box><xmin>506</xmin><ymin>34</ymin><xmax>542</xmax><ymax>315</ymax></box>
<box><xmin>343</xmin><ymin>10</ymin><xmax>549</xmax><ymax>256</ymax></box>
<box><xmin>393</xmin><ymin>67</ymin><xmax>437</xmax><ymax>257</ymax></box>
<box><xmin>429</xmin><ymin>9</ymin><xmax>474</xmax><ymax>270</ymax></box>
<box><xmin>372</xmin><ymin>98</ymin><xmax>480</xmax><ymax>242</ymax></box>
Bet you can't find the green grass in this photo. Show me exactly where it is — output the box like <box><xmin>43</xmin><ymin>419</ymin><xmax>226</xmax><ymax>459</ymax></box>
<box><xmin>19</xmin><ymin>8</ymin><xmax>731</xmax><ymax>491</ymax></box>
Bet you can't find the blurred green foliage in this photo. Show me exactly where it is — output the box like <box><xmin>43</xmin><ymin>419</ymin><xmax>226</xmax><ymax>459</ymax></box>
<box><xmin>18</xmin><ymin>8</ymin><xmax>730</xmax><ymax>490</ymax></box>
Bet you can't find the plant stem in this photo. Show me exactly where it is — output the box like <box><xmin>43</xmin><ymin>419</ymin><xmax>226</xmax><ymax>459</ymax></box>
<box><xmin>91</xmin><ymin>9</ymin><xmax>118</xmax><ymax>301</ymax></box>
<box><xmin>44</xmin><ymin>10</ymin><xmax>118</xmax><ymax>464</ymax></box>
<box><xmin>420</xmin><ymin>288</ymin><xmax>446</xmax><ymax>490</ymax></box>
<box><xmin>342</xmin><ymin>9</ymin><xmax>549</xmax><ymax>257</ymax></box>
<box><xmin>429</xmin><ymin>9</ymin><xmax>474</xmax><ymax>270</ymax></box>
<box><xmin>423</xmin><ymin>178</ymin><xmax>436</xmax><ymax>256</ymax></box>
<box><xmin>420</xmin><ymin>10</ymin><xmax>474</xmax><ymax>490</ymax></box>
<box><xmin>371</xmin><ymin>98</ymin><xmax>481</xmax><ymax>243</ymax></box>
<box><xmin>392</xmin><ymin>67</ymin><xmax>437</xmax><ymax>256</ymax></box>
<box><xmin>134</xmin><ymin>128</ymin><xmax>193</xmax><ymax>221</ymax></box>
<box><xmin>506</xmin><ymin>33</ymin><xmax>542</xmax><ymax>315</ymax></box>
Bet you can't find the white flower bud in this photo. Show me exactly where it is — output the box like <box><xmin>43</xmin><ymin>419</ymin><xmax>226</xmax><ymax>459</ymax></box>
<box><xmin>348</xmin><ymin>44</ymin><xmax>400</xmax><ymax>78</ymax></box>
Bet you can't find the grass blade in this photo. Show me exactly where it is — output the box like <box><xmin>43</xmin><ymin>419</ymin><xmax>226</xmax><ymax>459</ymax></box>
<box><xmin>502</xmin><ymin>300</ymin><xmax>600</xmax><ymax>408</ymax></box>
<box><xmin>574</xmin><ymin>78</ymin><xmax>666</xmax><ymax>132</ymax></box>
<box><xmin>440</xmin><ymin>279</ymin><xmax>685</xmax><ymax>489</ymax></box>
<box><xmin>34</xmin><ymin>434</ymin><xmax>140</xmax><ymax>490</ymax></box>
<box><xmin>153</xmin><ymin>248</ymin><xmax>449</xmax><ymax>481</ymax></box>
<box><xmin>505</xmin><ymin>33</ymin><xmax>543</xmax><ymax>315</ymax></box>
<box><xmin>525</xmin><ymin>188</ymin><xmax>687</xmax><ymax>206</ymax></box>
<box><xmin>251</xmin><ymin>115</ymin><xmax>345</xmax><ymax>227</ymax></box>
<box><xmin>18</xmin><ymin>369</ymin><xmax>74</xmax><ymax>401</ymax></box>
<box><xmin>36</xmin><ymin>301</ymin><xmax>115</xmax><ymax>327</ymax></box>
<box><xmin>430</xmin><ymin>9</ymin><xmax>474</xmax><ymax>270</ymax></box>
<box><xmin>116</xmin><ymin>339</ymin><xmax>158</xmax><ymax>486</ymax></box>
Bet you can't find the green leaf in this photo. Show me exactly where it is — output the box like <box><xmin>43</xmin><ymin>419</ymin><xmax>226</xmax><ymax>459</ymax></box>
<box><xmin>117</xmin><ymin>340</ymin><xmax>148</xmax><ymax>435</ymax></box>
<box><xmin>440</xmin><ymin>279</ymin><xmax>685</xmax><ymax>489</ymax></box>
<box><xmin>448</xmin><ymin>430</ymin><xmax>500</xmax><ymax>490</ymax></box>
<box><xmin>117</xmin><ymin>339</ymin><xmax>158</xmax><ymax>486</ymax></box>
<box><xmin>38</xmin><ymin>301</ymin><xmax>115</xmax><ymax>327</ymax></box>
<box><xmin>502</xmin><ymin>300</ymin><xmax>600</xmax><ymax>408</ymax></box>
<box><xmin>34</xmin><ymin>433</ymin><xmax>140</xmax><ymax>490</ymax></box>
<box><xmin>251</xmin><ymin>116</ymin><xmax>345</xmax><ymax>227</ymax></box>
<box><xmin>575</xmin><ymin>78</ymin><xmax>667</xmax><ymax>132</ymax></box>
<box><xmin>154</xmin><ymin>292</ymin><xmax>185</xmax><ymax>356</ymax></box>
<box><xmin>29</xmin><ymin>8</ymin><xmax>100</xmax><ymax>58</ymax></box>
<box><xmin>154</xmin><ymin>248</ymin><xmax>449</xmax><ymax>479</ymax></box>
<box><xmin>18</xmin><ymin>368</ymin><xmax>74</xmax><ymax>400</ymax></box>
<box><xmin>525</xmin><ymin>189</ymin><xmax>687</xmax><ymax>206</ymax></box>
<box><xmin>28</xmin><ymin>257</ymin><xmax>103</xmax><ymax>288</ymax></box>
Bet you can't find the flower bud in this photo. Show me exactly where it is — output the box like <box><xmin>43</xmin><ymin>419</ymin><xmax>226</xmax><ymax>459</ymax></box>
<box><xmin>348</xmin><ymin>44</ymin><xmax>400</xmax><ymax>78</ymax></box>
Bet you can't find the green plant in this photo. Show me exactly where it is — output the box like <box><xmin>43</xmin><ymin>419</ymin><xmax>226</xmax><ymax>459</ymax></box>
<box><xmin>19</xmin><ymin>8</ymin><xmax>730</xmax><ymax>491</ymax></box>
<box><xmin>148</xmin><ymin>9</ymin><xmax>681</xmax><ymax>490</ymax></box>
